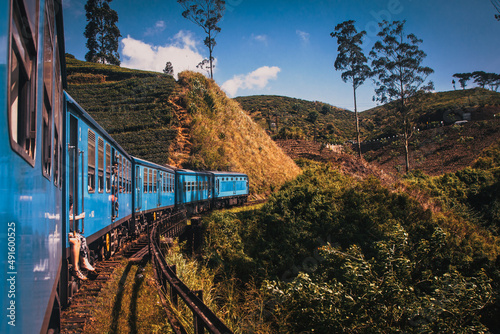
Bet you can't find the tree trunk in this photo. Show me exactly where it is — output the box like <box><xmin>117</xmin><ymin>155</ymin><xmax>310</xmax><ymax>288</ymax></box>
<box><xmin>403</xmin><ymin>117</ymin><xmax>410</xmax><ymax>172</ymax></box>
<box><xmin>353</xmin><ymin>84</ymin><xmax>362</xmax><ymax>158</ymax></box>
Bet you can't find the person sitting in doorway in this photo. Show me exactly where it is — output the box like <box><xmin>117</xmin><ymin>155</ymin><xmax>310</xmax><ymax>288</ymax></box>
<box><xmin>69</xmin><ymin>195</ymin><xmax>95</xmax><ymax>280</ymax></box>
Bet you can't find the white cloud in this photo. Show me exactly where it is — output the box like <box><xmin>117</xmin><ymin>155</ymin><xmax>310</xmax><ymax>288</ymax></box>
<box><xmin>252</xmin><ymin>34</ymin><xmax>268</xmax><ymax>45</ymax></box>
<box><xmin>221</xmin><ymin>66</ymin><xmax>281</xmax><ymax>97</ymax></box>
<box><xmin>296</xmin><ymin>30</ymin><xmax>310</xmax><ymax>44</ymax></box>
<box><xmin>121</xmin><ymin>30</ymin><xmax>212</xmax><ymax>78</ymax></box>
<box><xmin>144</xmin><ymin>20</ymin><xmax>166</xmax><ymax>36</ymax></box>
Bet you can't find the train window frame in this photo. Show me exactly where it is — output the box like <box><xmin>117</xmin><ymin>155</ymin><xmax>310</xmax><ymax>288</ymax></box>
<box><xmin>87</xmin><ymin>130</ymin><xmax>96</xmax><ymax>193</ymax></box>
<box><xmin>97</xmin><ymin>138</ymin><xmax>104</xmax><ymax>193</ymax></box>
<box><xmin>161</xmin><ymin>172</ymin><xmax>165</xmax><ymax>193</ymax></box>
<box><xmin>41</xmin><ymin>89</ymin><xmax>52</xmax><ymax>179</ymax></box>
<box><xmin>117</xmin><ymin>155</ymin><xmax>121</xmax><ymax>193</ymax></box>
<box><xmin>53</xmin><ymin>37</ymin><xmax>62</xmax><ymax>188</ymax></box>
<box><xmin>41</xmin><ymin>0</ymin><xmax>54</xmax><ymax>180</ymax></box>
<box><xmin>8</xmin><ymin>0</ymin><xmax>40</xmax><ymax>166</ymax></box>
<box><xmin>148</xmin><ymin>169</ymin><xmax>152</xmax><ymax>193</ymax></box>
<box><xmin>136</xmin><ymin>166</ymin><xmax>140</xmax><ymax>193</ymax></box>
<box><xmin>128</xmin><ymin>162</ymin><xmax>131</xmax><ymax>193</ymax></box>
<box><xmin>126</xmin><ymin>161</ymin><xmax>129</xmax><ymax>193</ymax></box>
<box><xmin>153</xmin><ymin>170</ymin><xmax>157</xmax><ymax>193</ymax></box>
<box><xmin>105</xmin><ymin>144</ymin><xmax>111</xmax><ymax>192</ymax></box>
<box><xmin>143</xmin><ymin>168</ymin><xmax>148</xmax><ymax>193</ymax></box>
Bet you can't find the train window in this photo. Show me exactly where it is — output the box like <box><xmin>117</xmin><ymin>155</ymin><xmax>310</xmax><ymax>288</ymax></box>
<box><xmin>98</xmin><ymin>138</ymin><xmax>104</xmax><ymax>193</ymax></box>
<box><xmin>42</xmin><ymin>91</ymin><xmax>52</xmax><ymax>178</ymax></box>
<box><xmin>149</xmin><ymin>169</ymin><xmax>153</xmax><ymax>193</ymax></box>
<box><xmin>8</xmin><ymin>0</ymin><xmax>39</xmax><ymax>166</ymax></box>
<box><xmin>41</xmin><ymin>0</ymin><xmax>54</xmax><ymax>180</ymax></box>
<box><xmin>106</xmin><ymin>144</ymin><xmax>111</xmax><ymax>192</ymax></box>
<box><xmin>143</xmin><ymin>168</ymin><xmax>148</xmax><ymax>193</ymax></box>
<box><xmin>117</xmin><ymin>155</ymin><xmax>121</xmax><ymax>193</ymax></box>
<box><xmin>127</xmin><ymin>161</ymin><xmax>132</xmax><ymax>194</ymax></box>
<box><xmin>53</xmin><ymin>38</ymin><xmax>62</xmax><ymax>188</ymax></box>
<box><xmin>126</xmin><ymin>162</ymin><xmax>130</xmax><ymax>193</ymax></box>
<box><xmin>88</xmin><ymin>130</ymin><xmax>96</xmax><ymax>193</ymax></box>
<box><xmin>136</xmin><ymin>166</ymin><xmax>140</xmax><ymax>192</ymax></box>
<box><xmin>153</xmin><ymin>171</ymin><xmax>157</xmax><ymax>193</ymax></box>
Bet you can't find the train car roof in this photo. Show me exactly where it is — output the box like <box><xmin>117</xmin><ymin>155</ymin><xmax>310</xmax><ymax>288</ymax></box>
<box><xmin>64</xmin><ymin>92</ymin><xmax>132</xmax><ymax>160</ymax></box>
<box><xmin>176</xmin><ymin>169</ymin><xmax>212</xmax><ymax>175</ymax></box>
<box><xmin>210</xmin><ymin>171</ymin><xmax>248</xmax><ymax>177</ymax></box>
<box><xmin>131</xmin><ymin>156</ymin><xmax>177</xmax><ymax>173</ymax></box>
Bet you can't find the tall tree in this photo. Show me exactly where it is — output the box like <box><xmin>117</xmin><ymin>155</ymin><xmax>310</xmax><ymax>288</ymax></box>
<box><xmin>178</xmin><ymin>0</ymin><xmax>225</xmax><ymax>79</ymax></box>
<box><xmin>370</xmin><ymin>20</ymin><xmax>434</xmax><ymax>173</ymax></box>
<box><xmin>84</xmin><ymin>0</ymin><xmax>121</xmax><ymax>65</ymax></box>
<box><xmin>453</xmin><ymin>73</ymin><xmax>472</xmax><ymax>90</ymax></box>
<box><xmin>472</xmin><ymin>71</ymin><xmax>500</xmax><ymax>91</ymax></box>
<box><xmin>331</xmin><ymin>20</ymin><xmax>371</xmax><ymax>158</ymax></box>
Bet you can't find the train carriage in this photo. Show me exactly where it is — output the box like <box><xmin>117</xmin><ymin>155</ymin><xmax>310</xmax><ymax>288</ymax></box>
<box><xmin>64</xmin><ymin>93</ymin><xmax>133</xmax><ymax>261</ymax></box>
<box><xmin>211</xmin><ymin>172</ymin><xmax>249</xmax><ymax>207</ymax></box>
<box><xmin>0</xmin><ymin>0</ymin><xmax>66</xmax><ymax>332</ymax></box>
<box><xmin>132</xmin><ymin>157</ymin><xmax>176</xmax><ymax>231</ymax></box>
<box><xmin>176</xmin><ymin>169</ymin><xmax>212</xmax><ymax>214</ymax></box>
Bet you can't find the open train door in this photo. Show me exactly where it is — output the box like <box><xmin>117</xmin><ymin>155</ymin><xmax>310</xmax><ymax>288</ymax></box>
<box><xmin>68</xmin><ymin>115</ymin><xmax>85</xmax><ymax>235</ymax></box>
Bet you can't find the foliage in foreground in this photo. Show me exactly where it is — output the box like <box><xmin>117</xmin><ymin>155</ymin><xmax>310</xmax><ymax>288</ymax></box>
<box><xmin>202</xmin><ymin>164</ymin><xmax>500</xmax><ymax>333</ymax></box>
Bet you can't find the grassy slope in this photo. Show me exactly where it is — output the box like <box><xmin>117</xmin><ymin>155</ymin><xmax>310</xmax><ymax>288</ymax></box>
<box><xmin>174</xmin><ymin>72</ymin><xmax>301</xmax><ymax>194</ymax></box>
<box><xmin>66</xmin><ymin>55</ymin><xmax>178</xmax><ymax>165</ymax></box>
<box><xmin>235</xmin><ymin>95</ymin><xmax>356</xmax><ymax>143</ymax></box>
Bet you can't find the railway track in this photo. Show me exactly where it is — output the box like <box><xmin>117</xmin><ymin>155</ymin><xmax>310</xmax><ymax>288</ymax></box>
<box><xmin>60</xmin><ymin>237</ymin><xmax>149</xmax><ymax>333</ymax></box>
<box><xmin>61</xmin><ymin>208</ymin><xmax>237</xmax><ymax>333</ymax></box>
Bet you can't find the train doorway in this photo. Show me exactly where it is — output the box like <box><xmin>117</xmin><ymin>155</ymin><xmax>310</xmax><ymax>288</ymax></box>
<box><xmin>68</xmin><ymin>115</ymin><xmax>84</xmax><ymax>234</ymax></box>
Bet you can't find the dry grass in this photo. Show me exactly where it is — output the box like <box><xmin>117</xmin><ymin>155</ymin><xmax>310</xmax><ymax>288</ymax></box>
<box><xmin>84</xmin><ymin>260</ymin><xmax>172</xmax><ymax>334</ymax></box>
<box><xmin>173</xmin><ymin>71</ymin><xmax>301</xmax><ymax>195</ymax></box>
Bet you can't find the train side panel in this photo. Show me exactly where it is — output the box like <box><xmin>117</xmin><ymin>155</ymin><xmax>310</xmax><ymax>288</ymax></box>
<box><xmin>213</xmin><ymin>172</ymin><xmax>249</xmax><ymax>199</ymax></box>
<box><xmin>64</xmin><ymin>94</ymin><xmax>132</xmax><ymax>250</ymax></box>
<box><xmin>176</xmin><ymin>169</ymin><xmax>212</xmax><ymax>213</ymax></box>
<box><xmin>132</xmin><ymin>157</ymin><xmax>175</xmax><ymax>215</ymax></box>
<box><xmin>0</xmin><ymin>0</ymin><xmax>64</xmax><ymax>332</ymax></box>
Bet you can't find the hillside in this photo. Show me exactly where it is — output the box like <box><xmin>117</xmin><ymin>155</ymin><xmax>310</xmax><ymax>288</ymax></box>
<box><xmin>360</xmin><ymin>88</ymin><xmax>500</xmax><ymax>140</ymax></box>
<box><xmin>65</xmin><ymin>55</ymin><xmax>178</xmax><ymax>164</ymax></box>
<box><xmin>235</xmin><ymin>95</ymin><xmax>355</xmax><ymax>143</ymax></box>
<box><xmin>65</xmin><ymin>56</ymin><xmax>299</xmax><ymax>194</ymax></box>
<box><xmin>363</xmin><ymin>119</ymin><xmax>500</xmax><ymax>175</ymax></box>
<box><xmin>237</xmin><ymin>89</ymin><xmax>500</xmax><ymax>144</ymax></box>
<box><xmin>170</xmin><ymin>72</ymin><xmax>301</xmax><ymax>194</ymax></box>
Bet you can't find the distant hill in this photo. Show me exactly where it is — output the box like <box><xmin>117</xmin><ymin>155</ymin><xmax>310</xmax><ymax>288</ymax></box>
<box><xmin>65</xmin><ymin>55</ymin><xmax>300</xmax><ymax>195</ymax></box>
<box><xmin>236</xmin><ymin>89</ymin><xmax>500</xmax><ymax>145</ymax></box>
<box><xmin>360</xmin><ymin>88</ymin><xmax>500</xmax><ymax>140</ymax></box>
<box><xmin>235</xmin><ymin>95</ymin><xmax>355</xmax><ymax>143</ymax></box>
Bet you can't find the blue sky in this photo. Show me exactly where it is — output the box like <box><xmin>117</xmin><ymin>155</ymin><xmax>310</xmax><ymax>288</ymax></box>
<box><xmin>63</xmin><ymin>0</ymin><xmax>500</xmax><ymax>111</ymax></box>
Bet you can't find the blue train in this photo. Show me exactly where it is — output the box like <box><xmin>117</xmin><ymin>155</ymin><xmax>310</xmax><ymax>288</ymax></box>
<box><xmin>0</xmin><ymin>1</ymin><xmax>249</xmax><ymax>333</ymax></box>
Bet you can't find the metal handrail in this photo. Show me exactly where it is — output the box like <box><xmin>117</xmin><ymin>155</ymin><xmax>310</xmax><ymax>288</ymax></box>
<box><xmin>149</xmin><ymin>217</ymin><xmax>233</xmax><ymax>334</ymax></box>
